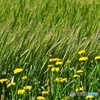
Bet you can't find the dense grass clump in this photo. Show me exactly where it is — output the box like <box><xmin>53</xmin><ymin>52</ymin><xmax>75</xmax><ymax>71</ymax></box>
<box><xmin>0</xmin><ymin>0</ymin><xmax>100</xmax><ymax>100</ymax></box>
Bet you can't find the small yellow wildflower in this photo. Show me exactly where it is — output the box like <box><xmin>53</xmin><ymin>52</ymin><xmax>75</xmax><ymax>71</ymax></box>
<box><xmin>54</xmin><ymin>77</ymin><xmax>61</xmax><ymax>82</ymax></box>
<box><xmin>7</xmin><ymin>82</ymin><xmax>16</xmax><ymax>88</ymax></box>
<box><xmin>95</xmin><ymin>56</ymin><xmax>100</xmax><ymax>60</ymax></box>
<box><xmin>60</xmin><ymin>78</ymin><xmax>67</xmax><ymax>83</ymax></box>
<box><xmin>49</xmin><ymin>58</ymin><xmax>61</xmax><ymax>62</ymax></box>
<box><xmin>75</xmin><ymin>88</ymin><xmax>79</xmax><ymax>92</ymax></box>
<box><xmin>54</xmin><ymin>77</ymin><xmax>67</xmax><ymax>83</ymax></box>
<box><xmin>55</xmin><ymin>67</ymin><xmax>60</xmax><ymax>72</ymax></box>
<box><xmin>73</xmin><ymin>74</ymin><xmax>80</xmax><ymax>78</ymax></box>
<box><xmin>86</xmin><ymin>95</ymin><xmax>94</xmax><ymax>99</ymax></box>
<box><xmin>80</xmin><ymin>87</ymin><xmax>83</xmax><ymax>91</ymax></box>
<box><xmin>75</xmin><ymin>87</ymin><xmax>83</xmax><ymax>92</ymax></box>
<box><xmin>13</xmin><ymin>68</ymin><xmax>23</xmax><ymax>74</ymax></box>
<box><xmin>51</xmin><ymin>67</ymin><xmax>55</xmax><ymax>71</ymax></box>
<box><xmin>47</xmin><ymin>64</ymin><xmax>52</xmax><ymax>68</ymax></box>
<box><xmin>77</xmin><ymin>70</ymin><xmax>83</xmax><ymax>74</ymax></box>
<box><xmin>23</xmin><ymin>85</ymin><xmax>32</xmax><ymax>90</ymax></box>
<box><xmin>66</xmin><ymin>60</ymin><xmax>71</xmax><ymax>64</ymax></box>
<box><xmin>42</xmin><ymin>91</ymin><xmax>49</xmax><ymax>96</ymax></box>
<box><xmin>37</xmin><ymin>96</ymin><xmax>45</xmax><ymax>100</ymax></box>
<box><xmin>51</xmin><ymin>67</ymin><xmax>60</xmax><ymax>72</ymax></box>
<box><xmin>55</xmin><ymin>61</ymin><xmax>63</xmax><ymax>65</ymax></box>
<box><xmin>79</xmin><ymin>57</ymin><xmax>88</xmax><ymax>61</ymax></box>
<box><xmin>0</xmin><ymin>78</ymin><xmax>8</xmax><ymax>83</ymax></box>
<box><xmin>22</xmin><ymin>76</ymin><xmax>27</xmax><ymax>80</ymax></box>
<box><xmin>18</xmin><ymin>89</ymin><xmax>25</xmax><ymax>95</ymax></box>
<box><xmin>78</xmin><ymin>50</ymin><xmax>85</xmax><ymax>55</ymax></box>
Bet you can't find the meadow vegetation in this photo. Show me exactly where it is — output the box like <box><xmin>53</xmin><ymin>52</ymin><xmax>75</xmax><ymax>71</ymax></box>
<box><xmin>0</xmin><ymin>0</ymin><xmax>100</xmax><ymax>100</ymax></box>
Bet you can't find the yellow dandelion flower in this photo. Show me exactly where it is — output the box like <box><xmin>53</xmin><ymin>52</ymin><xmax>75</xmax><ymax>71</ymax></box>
<box><xmin>51</xmin><ymin>67</ymin><xmax>55</xmax><ymax>72</ymax></box>
<box><xmin>49</xmin><ymin>58</ymin><xmax>61</xmax><ymax>62</ymax></box>
<box><xmin>42</xmin><ymin>91</ymin><xmax>49</xmax><ymax>96</ymax></box>
<box><xmin>78</xmin><ymin>50</ymin><xmax>85</xmax><ymax>55</ymax></box>
<box><xmin>18</xmin><ymin>89</ymin><xmax>25</xmax><ymax>95</ymax></box>
<box><xmin>80</xmin><ymin>87</ymin><xmax>83</xmax><ymax>91</ymax></box>
<box><xmin>73</xmin><ymin>74</ymin><xmax>80</xmax><ymax>78</ymax></box>
<box><xmin>66</xmin><ymin>60</ymin><xmax>71</xmax><ymax>64</ymax></box>
<box><xmin>47</xmin><ymin>64</ymin><xmax>52</xmax><ymax>68</ymax></box>
<box><xmin>13</xmin><ymin>68</ymin><xmax>23</xmax><ymax>74</ymax></box>
<box><xmin>86</xmin><ymin>95</ymin><xmax>94</xmax><ymax>99</ymax></box>
<box><xmin>55</xmin><ymin>67</ymin><xmax>60</xmax><ymax>72</ymax></box>
<box><xmin>75</xmin><ymin>88</ymin><xmax>79</xmax><ymax>92</ymax></box>
<box><xmin>54</xmin><ymin>77</ymin><xmax>67</xmax><ymax>83</ymax></box>
<box><xmin>0</xmin><ymin>78</ymin><xmax>8</xmax><ymax>84</ymax></box>
<box><xmin>54</xmin><ymin>77</ymin><xmax>61</xmax><ymax>82</ymax></box>
<box><xmin>76</xmin><ymin>87</ymin><xmax>83</xmax><ymax>92</ymax></box>
<box><xmin>51</xmin><ymin>67</ymin><xmax>60</xmax><ymax>72</ymax></box>
<box><xmin>7</xmin><ymin>82</ymin><xmax>16</xmax><ymax>88</ymax></box>
<box><xmin>60</xmin><ymin>78</ymin><xmax>67</xmax><ymax>83</ymax></box>
<box><xmin>79</xmin><ymin>57</ymin><xmax>88</xmax><ymax>61</ymax></box>
<box><xmin>23</xmin><ymin>85</ymin><xmax>32</xmax><ymax>90</ymax></box>
<box><xmin>95</xmin><ymin>56</ymin><xmax>100</xmax><ymax>60</ymax></box>
<box><xmin>55</xmin><ymin>61</ymin><xmax>63</xmax><ymax>65</ymax></box>
<box><xmin>77</xmin><ymin>70</ymin><xmax>83</xmax><ymax>73</ymax></box>
<box><xmin>37</xmin><ymin>96</ymin><xmax>45</xmax><ymax>100</ymax></box>
<box><xmin>22</xmin><ymin>76</ymin><xmax>27</xmax><ymax>81</ymax></box>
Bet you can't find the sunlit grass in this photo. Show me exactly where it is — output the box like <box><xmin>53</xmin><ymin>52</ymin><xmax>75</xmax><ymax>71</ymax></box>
<box><xmin>0</xmin><ymin>0</ymin><xmax>100</xmax><ymax>100</ymax></box>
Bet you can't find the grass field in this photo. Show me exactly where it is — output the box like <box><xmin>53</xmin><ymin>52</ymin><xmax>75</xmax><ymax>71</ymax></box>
<box><xmin>0</xmin><ymin>0</ymin><xmax>100</xmax><ymax>100</ymax></box>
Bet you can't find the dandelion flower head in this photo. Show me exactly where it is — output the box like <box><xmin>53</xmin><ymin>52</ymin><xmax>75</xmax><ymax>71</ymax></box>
<box><xmin>78</xmin><ymin>50</ymin><xmax>85</xmax><ymax>55</ymax></box>
<box><xmin>7</xmin><ymin>82</ymin><xmax>16</xmax><ymax>88</ymax></box>
<box><xmin>37</xmin><ymin>96</ymin><xmax>45</xmax><ymax>100</ymax></box>
<box><xmin>95</xmin><ymin>56</ymin><xmax>100</xmax><ymax>60</ymax></box>
<box><xmin>79</xmin><ymin>57</ymin><xmax>88</xmax><ymax>61</ymax></box>
<box><xmin>18</xmin><ymin>89</ymin><xmax>25</xmax><ymax>95</ymax></box>
<box><xmin>13</xmin><ymin>68</ymin><xmax>23</xmax><ymax>74</ymax></box>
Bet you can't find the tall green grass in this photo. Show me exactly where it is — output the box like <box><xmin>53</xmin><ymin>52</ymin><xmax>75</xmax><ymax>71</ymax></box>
<box><xmin>0</xmin><ymin>0</ymin><xmax>100</xmax><ymax>100</ymax></box>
